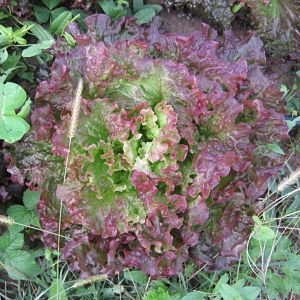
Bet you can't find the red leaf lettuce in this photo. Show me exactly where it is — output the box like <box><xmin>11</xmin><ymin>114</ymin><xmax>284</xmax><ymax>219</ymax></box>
<box><xmin>4</xmin><ymin>15</ymin><xmax>289</xmax><ymax>278</ymax></box>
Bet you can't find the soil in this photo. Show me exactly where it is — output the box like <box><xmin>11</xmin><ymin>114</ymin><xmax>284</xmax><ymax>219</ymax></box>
<box><xmin>152</xmin><ymin>6</ymin><xmax>206</xmax><ymax>36</ymax></box>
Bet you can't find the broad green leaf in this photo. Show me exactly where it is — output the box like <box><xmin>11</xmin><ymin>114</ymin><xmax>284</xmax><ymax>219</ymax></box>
<box><xmin>0</xmin><ymin>66</ymin><xmax>22</xmax><ymax>84</ymax></box>
<box><xmin>14</xmin><ymin>24</ymin><xmax>35</xmax><ymax>39</ymax></box>
<box><xmin>133</xmin><ymin>0</ymin><xmax>143</xmax><ymax>12</ymax></box>
<box><xmin>0</xmin><ymin>25</ymin><xmax>12</xmax><ymax>36</ymax></box>
<box><xmin>252</xmin><ymin>225</ymin><xmax>275</xmax><ymax>242</ymax></box>
<box><xmin>267</xmin><ymin>272</ymin><xmax>290</xmax><ymax>296</ymax></box>
<box><xmin>2</xmin><ymin>52</ymin><xmax>21</xmax><ymax>70</ymax></box>
<box><xmin>22</xmin><ymin>44</ymin><xmax>43</xmax><ymax>57</ymax></box>
<box><xmin>143</xmin><ymin>4</ymin><xmax>162</xmax><ymax>13</ymax></box>
<box><xmin>22</xmin><ymin>40</ymin><xmax>54</xmax><ymax>57</ymax></box>
<box><xmin>17</xmin><ymin>99</ymin><xmax>31</xmax><ymax>118</ymax></box>
<box><xmin>24</xmin><ymin>21</ymin><xmax>55</xmax><ymax>43</ymax></box>
<box><xmin>23</xmin><ymin>189</ymin><xmax>41</xmax><ymax>210</ymax></box>
<box><xmin>181</xmin><ymin>291</ymin><xmax>205</xmax><ymax>300</ymax></box>
<box><xmin>63</xmin><ymin>32</ymin><xmax>76</xmax><ymax>46</ymax></box>
<box><xmin>124</xmin><ymin>269</ymin><xmax>148</xmax><ymax>284</ymax></box>
<box><xmin>271</xmin><ymin>236</ymin><xmax>291</xmax><ymax>260</ymax></box>
<box><xmin>0</xmin><ymin>48</ymin><xmax>8</xmax><ymax>63</ymax></box>
<box><xmin>0</xmin><ymin>75</ymin><xmax>7</xmax><ymax>84</ymax></box>
<box><xmin>0</xmin><ymin>12</ymin><xmax>8</xmax><ymax>19</ymax></box>
<box><xmin>266</xmin><ymin>143</ymin><xmax>285</xmax><ymax>155</ymax></box>
<box><xmin>7</xmin><ymin>201</ymin><xmax>40</xmax><ymax>233</ymax></box>
<box><xmin>49</xmin><ymin>11</ymin><xmax>72</xmax><ymax>35</ymax></box>
<box><xmin>0</xmin><ymin>116</ymin><xmax>29</xmax><ymax>143</ymax></box>
<box><xmin>285</xmin><ymin>116</ymin><xmax>300</xmax><ymax>131</ymax></box>
<box><xmin>98</xmin><ymin>0</ymin><xmax>127</xmax><ymax>20</ymax></box>
<box><xmin>33</xmin><ymin>5</ymin><xmax>50</xmax><ymax>23</ymax></box>
<box><xmin>7</xmin><ymin>205</ymin><xmax>32</xmax><ymax>233</ymax></box>
<box><xmin>49</xmin><ymin>278</ymin><xmax>68</xmax><ymax>300</ymax></box>
<box><xmin>219</xmin><ymin>284</ymin><xmax>242</xmax><ymax>300</ymax></box>
<box><xmin>252</xmin><ymin>215</ymin><xmax>262</xmax><ymax>225</ymax></box>
<box><xmin>0</xmin><ymin>82</ymin><xmax>26</xmax><ymax>108</ymax></box>
<box><xmin>71</xmin><ymin>8</ymin><xmax>88</xmax><ymax>31</ymax></box>
<box><xmin>167</xmin><ymin>294</ymin><xmax>183</xmax><ymax>300</ymax></box>
<box><xmin>13</xmin><ymin>36</ymin><xmax>27</xmax><ymax>46</ymax></box>
<box><xmin>98</xmin><ymin>0</ymin><xmax>118</xmax><ymax>15</ymax></box>
<box><xmin>0</xmin><ymin>82</ymin><xmax>30</xmax><ymax>143</ymax></box>
<box><xmin>133</xmin><ymin>8</ymin><xmax>156</xmax><ymax>25</ymax></box>
<box><xmin>0</xmin><ymin>232</ymin><xmax>24</xmax><ymax>252</ymax></box>
<box><xmin>142</xmin><ymin>287</ymin><xmax>170</xmax><ymax>300</ymax></box>
<box><xmin>232</xmin><ymin>2</ymin><xmax>243</xmax><ymax>13</ymax></box>
<box><xmin>0</xmin><ymin>25</ymin><xmax>11</xmax><ymax>46</ymax></box>
<box><xmin>235</xmin><ymin>286</ymin><xmax>260</xmax><ymax>300</ymax></box>
<box><xmin>213</xmin><ymin>273</ymin><xmax>229</xmax><ymax>293</ymax></box>
<box><xmin>21</xmin><ymin>72</ymin><xmax>34</xmax><ymax>83</ymax></box>
<box><xmin>51</xmin><ymin>6</ymin><xmax>68</xmax><ymax>21</ymax></box>
<box><xmin>4</xmin><ymin>250</ymin><xmax>41</xmax><ymax>280</ymax></box>
<box><xmin>232</xmin><ymin>279</ymin><xmax>246</xmax><ymax>289</ymax></box>
<box><xmin>284</xmin><ymin>261</ymin><xmax>300</xmax><ymax>281</ymax></box>
<box><xmin>286</xmin><ymin>119</ymin><xmax>296</xmax><ymax>131</ymax></box>
<box><xmin>42</xmin><ymin>0</ymin><xmax>61</xmax><ymax>10</ymax></box>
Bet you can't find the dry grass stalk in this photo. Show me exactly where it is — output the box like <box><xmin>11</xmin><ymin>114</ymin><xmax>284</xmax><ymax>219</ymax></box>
<box><xmin>0</xmin><ymin>215</ymin><xmax>14</xmax><ymax>225</ymax></box>
<box><xmin>56</xmin><ymin>78</ymin><xmax>84</xmax><ymax>295</ymax></box>
<box><xmin>72</xmin><ymin>274</ymin><xmax>108</xmax><ymax>288</ymax></box>
<box><xmin>277</xmin><ymin>167</ymin><xmax>300</xmax><ymax>192</ymax></box>
<box><xmin>68</xmin><ymin>78</ymin><xmax>83</xmax><ymax>139</ymax></box>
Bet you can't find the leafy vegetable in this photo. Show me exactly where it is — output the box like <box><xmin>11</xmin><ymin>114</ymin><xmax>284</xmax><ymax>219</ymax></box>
<box><xmin>230</xmin><ymin>0</ymin><xmax>300</xmax><ymax>55</ymax></box>
<box><xmin>0</xmin><ymin>190</ymin><xmax>42</xmax><ymax>280</ymax></box>
<box><xmin>7</xmin><ymin>190</ymin><xmax>41</xmax><ymax>234</ymax></box>
<box><xmin>98</xmin><ymin>0</ymin><xmax>162</xmax><ymax>24</ymax></box>
<box><xmin>5</xmin><ymin>15</ymin><xmax>289</xmax><ymax>278</ymax></box>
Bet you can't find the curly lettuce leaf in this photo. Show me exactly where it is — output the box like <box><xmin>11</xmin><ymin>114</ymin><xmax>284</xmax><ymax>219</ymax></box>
<box><xmin>4</xmin><ymin>14</ymin><xmax>289</xmax><ymax>278</ymax></box>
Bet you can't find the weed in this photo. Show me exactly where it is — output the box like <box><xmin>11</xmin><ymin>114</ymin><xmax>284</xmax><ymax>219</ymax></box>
<box><xmin>0</xmin><ymin>82</ymin><xmax>31</xmax><ymax>143</ymax></box>
<box><xmin>98</xmin><ymin>0</ymin><xmax>162</xmax><ymax>24</ymax></box>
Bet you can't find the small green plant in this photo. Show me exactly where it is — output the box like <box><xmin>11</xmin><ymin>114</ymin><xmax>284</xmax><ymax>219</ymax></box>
<box><xmin>98</xmin><ymin>0</ymin><xmax>130</xmax><ymax>20</ymax></box>
<box><xmin>33</xmin><ymin>0</ymin><xmax>79</xmax><ymax>33</ymax></box>
<box><xmin>32</xmin><ymin>0</ymin><xmax>85</xmax><ymax>45</ymax></box>
<box><xmin>0</xmin><ymin>190</ymin><xmax>42</xmax><ymax>280</ymax></box>
<box><xmin>142</xmin><ymin>286</ymin><xmax>170</xmax><ymax>300</ymax></box>
<box><xmin>0</xmin><ymin>12</ymin><xmax>55</xmax><ymax>83</ymax></box>
<box><xmin>0</xmin><ymin>22</ymin><xmax>33</xmax><ymax>81</ymax></box>
<box><xmin>0</xmin><ymin>231</ymin><xmax>41</xmax><ymax>280</ymax></box>
<box><xmin>98</xmin><ymin>0</ymin><xmax>162</xmax><ymax>24</ymax></box>
<box><xmin>6</xmin><ymin>189</ymin><xmax>41</xmax><ymax>233</ymax></box>
<box><xmin>33</xmin><ymin>0</ymin><xmax>65</xmax><ymax>24</ymax></box>
<box><xmin>280</xmin><ymin>71</ymin><xmax>300</xmax><ymax>131</ymax></box>
<box><xmin>0</xmin><ymin>23</ymin><xmax>33</xmax><ymax>48</ymax></box>
<box><xmin>0</xmin><ymin>82</ymin><xmax>31</xmax><ymax>143</ymax></box>
<box><xmin>214</xmin><ymin>276</ymin><xmax>260</xmax><ymax>300</ymax></box>
<box><xmin>243</xmin><ymin>166</ymin><xmax>300</xmax><ymax>299</ymax></box>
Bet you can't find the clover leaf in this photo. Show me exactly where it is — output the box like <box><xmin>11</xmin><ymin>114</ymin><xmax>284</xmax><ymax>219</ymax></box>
<box><xmin>0</xmin><ymin>82</ymin><xmax>31</xmax><ymax>143</ymax></box>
